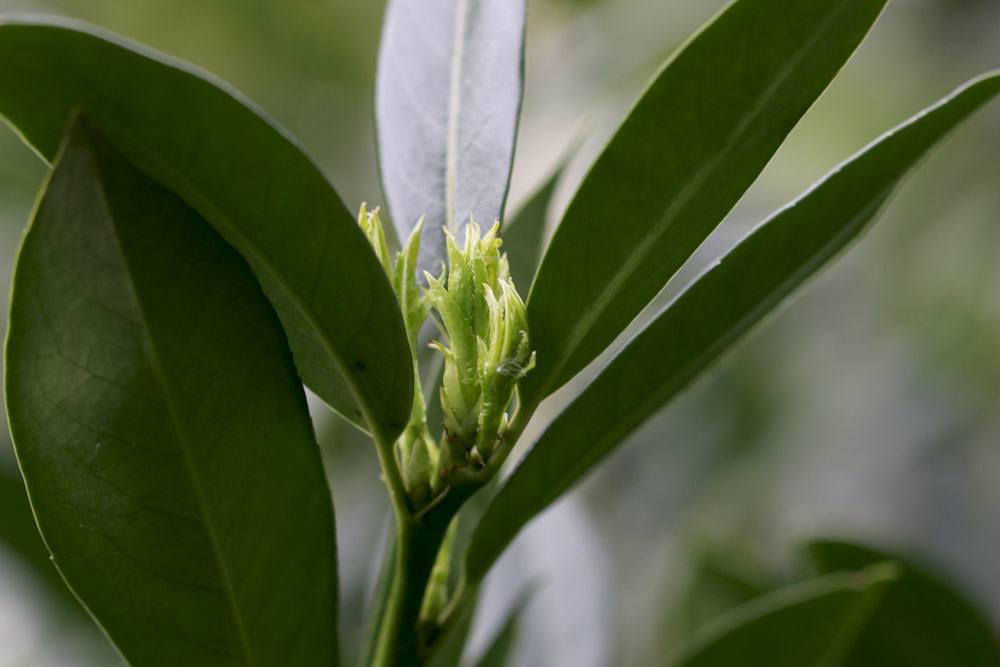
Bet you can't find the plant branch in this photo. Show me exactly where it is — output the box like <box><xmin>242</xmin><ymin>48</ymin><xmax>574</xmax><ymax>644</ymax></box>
<box><xmin>370</xmin><ymin>482</ymin><xmax>478</xmax><ymax>667</ymax></box>
<box><xmin>485</xmin><ymin>398</ymin><xmax>535</xmax><ymax>478</ymax></box>
<box><xmin>373</xmin><ymin>427</ymin><xmax>411</xmax><ymax>522</ymax></box>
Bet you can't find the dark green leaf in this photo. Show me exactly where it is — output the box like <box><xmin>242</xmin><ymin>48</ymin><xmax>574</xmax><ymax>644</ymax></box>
<box><xmin>520</xmin><ymin>0</ymin><xmax>888</xmax><ymax>409</ymax></box>
<box><xmin>808</xmin><ymin>539</ymin><xmax>1000</xmax><ymax>666</ymax></box>
<box><xmin>466</xmin><ymin>72</ymin><xmax>1000</xmax><ymax>583</ymax></box>
<box><xmin>670</xmin><ymin>566</ymin><xmax>896</xmax><ymax>667</ymax></box>
<box><xmin>376</xmin><ymin>0</ymin><xmax>526</xmax><ymax>274</ymax></box>
<box><xmin>0</xmin><ymin>17</ymin><xmax>412</xmax><ymax>440</ymax></box>
<box><xmin>502</xmin><ymin>157</ymin><xmax>569</xmax><ymax>291</ymax></box>
<box><xmin>4</xmin><ymin>119</ymin><xmax>339</xmax><ymax>666</ymax></box>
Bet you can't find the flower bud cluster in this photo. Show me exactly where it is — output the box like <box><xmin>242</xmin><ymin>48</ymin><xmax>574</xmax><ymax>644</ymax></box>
<box><xmin>358</xmin><ymin>205</ymin><xmax>436</xmax><ymax>503</ymax></box>
<box><xmin>358</xmin><ymin>204</ymin><xmax>430</xmax><ymax>344</ymax></box>
<box><xmin>425</xmin><ymin>222</ymin><xmax>534</xmax><ymax>474</ymax></box>
<box><xmin>357</xmin><ymin>207</ymin><xmax>533</xmax><ymax>501</ymax></box>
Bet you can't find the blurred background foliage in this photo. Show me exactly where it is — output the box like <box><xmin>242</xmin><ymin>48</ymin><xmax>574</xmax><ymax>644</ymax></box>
<box><xmin>0</xmin><ymin>0</ymin><xmax>998</xmax><ymax>665</ymax></box>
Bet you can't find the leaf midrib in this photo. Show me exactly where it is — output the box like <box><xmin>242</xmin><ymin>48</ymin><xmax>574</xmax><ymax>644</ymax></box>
<box><xmin>531</xmin><ymin>0</ymin><xmax>855</xmax><ymax>402</ymax></box>
<box><xmin>445</xmin><ymin>0</ymin><xmax>470</xmax><ymax>236</ymax></box>
<box><xmin>90</xmin><ymin>152</ymin><xmax>258</xmax><ymax>667</ymax></box>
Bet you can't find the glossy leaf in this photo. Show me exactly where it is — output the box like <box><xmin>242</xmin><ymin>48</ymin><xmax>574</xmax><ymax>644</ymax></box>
<box><xmin>808</xmin><ymin>539</ymin><xmax>1000</xmax><ymax>665</ymax></box>
<box><xmin>4</xmin><ymin>120</ymin><xmax>339</xmax><ymax>666</ymax></box>
<box><xmin>466</xmin><ymin>72</ymin><xmax>1000</xmax><ymax>583</ymax></box>
<box><xmin>0</xmin><ymin>17</ymin><xmax>412</xmax><ymax>440</ymax></box>
<box><xmin>376</xmin><ymin>0</ymin><xmax>526</xmax><ymax>274</ymax></box>
<box><xmin>520</xmin><ymin>0</ymin><xmax>888</xmax><ymax>409</ymax></box>
<box><xmin>669</xmin><ymin>566</ymin><xmax>895</xmax><ymax>667</ymax></box>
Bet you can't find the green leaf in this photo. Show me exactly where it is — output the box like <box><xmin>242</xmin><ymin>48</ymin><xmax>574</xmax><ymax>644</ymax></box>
<box><xmin>4</xmin><ymin>119</ymin><xmax>339</xmax><ymax>666</ymax></box>
<box><xmin>520</xmin><ymin>0</ymin><xmax>888</xmax><ymax>409</ymax></box>
<box><xmin>663</xmin><ymin>546</ymin><xmax>774</xmax><ymax>646</ymax></box>
<box><xmin>427</xmin><ymin>599</ymin><xmax>477</xmax><ymax>667</ymax></box>
<box><xmin>501</xmin><ymin>156</ymin><xmax>569</xmax><ymax>292</ymax></box>
<box><xmin>808</xmin><ymin>539</ymin><xmax>1000</xmax><ymax>666</ymax></box>
<box><xmin>0</xmin><ymin>17</ymin><xmax>412</xmax><ymax>440</ymax></box>
<box><xmin>376</xmin><ymin>0</ymin><xmax>526</xmax><ymax>274</ymax></box>
<box><xmin>465</xmin><ymin>72</ymin><xmax>1000</xmax><ymax>584</ymax></box>
<box><xmin>356</xmin><ymin>533</ymin><xmax>397</xmax><ymax>667</ymax></box>
<box><xmin>669</xmin><ymin>566</ymin><xmax>896</xmax><ymax>667</ymax></box>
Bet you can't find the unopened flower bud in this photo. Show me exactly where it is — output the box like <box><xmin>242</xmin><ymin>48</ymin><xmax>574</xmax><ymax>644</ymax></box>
<box><xmin>358</xmin><ymin>204</ymin><xmax>430</xmax><ymax>347</ymax></box>
<box><xmin>427</xmin><ymin>220</ymin><xmax>534</xmax><ymax>472</ymax></box>
<box><xmin>358</xmin><ymin>204</ymin><xmax>437</xmax><ymax>504</ymax></box>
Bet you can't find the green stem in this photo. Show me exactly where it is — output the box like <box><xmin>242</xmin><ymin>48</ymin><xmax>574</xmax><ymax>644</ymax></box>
<box><xmin>371</xmin><ymin>487</ymin><xmax>476</xmax><ymax>667</ymax></box>
<box><xmin>484</xmin><ymin>399</ymin><xmax>534</xmax><ymax>478</ymax></box>
<box><xmin>369</xmin><ymin>365</ymin><xmax>534</xmax><ymax>666</ymax></box>
<box><xmin>422</xmin><ymin>403</ymin><xmax>535</xmax><ymax>657</ymax></box>
<box><xmin>373</xmin><ymin>427</ymin><xmax>411</xmax><ymax>523</ymax></box>
<box><xmin>371</xmin><ymin>521</ymin><xmax>442</xmax><ymax>667</ymax></box>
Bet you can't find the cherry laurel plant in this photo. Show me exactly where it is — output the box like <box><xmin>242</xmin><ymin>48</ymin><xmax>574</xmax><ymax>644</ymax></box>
<box><xmin>1</xmin><ymin>1</ymin><xmax>999</xmax><ymax>666</ymax></box>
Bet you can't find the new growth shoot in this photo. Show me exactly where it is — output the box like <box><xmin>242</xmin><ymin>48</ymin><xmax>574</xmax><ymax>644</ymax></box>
<box><xmin>357</xmin><ymin>206</ymin><xmax>534</xmax><ymax>509</ymax></box>
<box><xmin>425</xmin><ymin>223</ymin><xmax>534</xmax><ymax>487</ymax></box>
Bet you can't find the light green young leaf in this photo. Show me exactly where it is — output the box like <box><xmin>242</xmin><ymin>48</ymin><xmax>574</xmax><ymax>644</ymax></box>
<box><xmin>465</xmin><ymin>72</ymin><xmax>1000</xmax><ymax>585</ymax></box>
<box><xmin>520</xmin><ymin>0</ymin><xmax>889</xmax><ymax>411</ymax></box>
<box><xmin>669</xmin><ymin>566</ymin><xmax>896</xmax><ymax>667</ymax></box>
<box><xmin>808</xmin><ymin>539</ymin><xmax>1000</xmax><ymax>666</ymax></box>
<box><xmin>0</xmin><ymin>17</ymin><xmax>412</xmax><ymax>441</ymax></box>
<box><xmin>5</xmin><ymin>119</ymin><xmax>339</xmax><ymax>666</ymax></box>
<box><xmin>376</xmin><ymin>0</ymin><xmax>527</xmax><ymax>275</ymax></box>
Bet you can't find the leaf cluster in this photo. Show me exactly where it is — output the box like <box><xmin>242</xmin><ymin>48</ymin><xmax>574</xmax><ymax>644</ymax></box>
<box><xmin>1</xmin><ymin>1</ymin><xmax>998</xmax><ymax>666</ymax></box>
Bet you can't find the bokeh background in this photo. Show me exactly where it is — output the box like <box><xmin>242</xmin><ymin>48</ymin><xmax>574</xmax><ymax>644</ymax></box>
<box><xmin>1</xmin><ymin>0</ymin><xmax>998</xmax><ymax>665</ymax></box>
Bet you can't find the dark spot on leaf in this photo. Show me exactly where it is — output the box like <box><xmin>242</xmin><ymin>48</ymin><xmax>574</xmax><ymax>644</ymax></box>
<box><xmin>354</xmin><ymin>359</ymin><xmax>366</xmax><ymax>370</ymax></box>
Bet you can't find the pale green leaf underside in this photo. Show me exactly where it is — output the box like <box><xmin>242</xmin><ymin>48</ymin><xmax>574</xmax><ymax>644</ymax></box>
<box><xmin>376</xmin><ymin>0</ymin><xmax>526</xmax><ymax>275</ymax></box>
